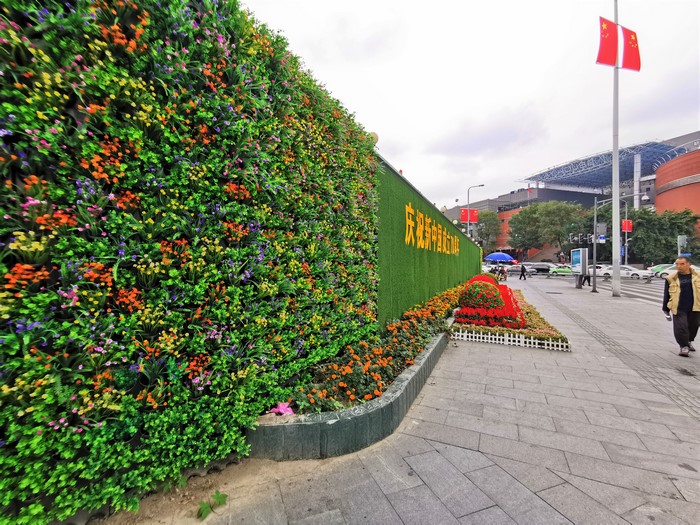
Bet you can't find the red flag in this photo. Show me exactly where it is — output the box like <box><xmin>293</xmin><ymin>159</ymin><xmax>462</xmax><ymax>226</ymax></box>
<box><xmin>459</xmin><ymin>209</ymin><xmax>479</xmax><ymax>223</ymax></box>
<box><xmin>596</xmin><ymin>17</ymin><xmax>618</xmax><ymax>66</ymax></box>
<box><xmin>622</xmin><ymin>219</ymin><xmax>633</xmax><ymax>233</ymax></box>
<box><xmin>620</xmin><ymin>26</ymin><xmax>641</xmax><ymax>71</ymax></box>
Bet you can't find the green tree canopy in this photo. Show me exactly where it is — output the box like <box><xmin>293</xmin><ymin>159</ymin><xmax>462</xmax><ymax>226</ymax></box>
<box><xmin>507</xmin><ymin>201</ymin><xmax>584</xmax><ymax>253</ymax></box>
<box><xmin>474</xmin><ymin>209</ymin><xmax>500</xmax><ymax>253</ymax></box>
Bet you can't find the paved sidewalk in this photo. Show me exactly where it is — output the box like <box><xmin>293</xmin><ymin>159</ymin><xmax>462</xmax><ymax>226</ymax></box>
<box><xmin>131</xmin><ymin>277</ymin><xmax>700</xmax><ymax>524</ymax></box>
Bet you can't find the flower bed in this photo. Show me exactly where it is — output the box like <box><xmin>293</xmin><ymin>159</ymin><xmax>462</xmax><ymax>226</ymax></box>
<box><xmin>290</xmin><ymin>284</ymin><xmax>461</xmax><ymax>413</ymax></box>
<box><xmin>1</xmin><ymin>1</ymin><xmax>381</xmax><ymax>523</ymax></box>
<box><xmin>452</xmin><ymin>288</ymin><xmax>570</xmax><ymax>351</ymax></box>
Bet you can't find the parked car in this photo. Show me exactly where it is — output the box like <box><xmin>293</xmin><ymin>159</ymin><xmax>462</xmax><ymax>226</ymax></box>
<box><xmin>549</xmin><ymin>266</ymin><xmax>573</xmax><ymax>275</ymax></box>
<box><xmin>658</xmin><ymin>264</ymin><xmax>700</xmax><ymax>278</ymax></box>
<box><xmin>506</xmin><ymin>264</ymin><xmax>537</xmax><ymax>275</ymax></box>
<box><xmin>648</xmin><ymin>263</ymin><xmax>674</xmax><ymax>275</ymax></box>
<box><xmin>587</xmin><ymin>264</ymin><xmax>608</xmax><ymax>274</ymax></box>
<box><xmin>600</xmin><ymin>265</ymin><xmax>653</xmax><ymax>279</ymax></box>
<box><xmin>524</xmin><ymin>262</ymin><xmax>558</xmax><ymax>274</ymax></box>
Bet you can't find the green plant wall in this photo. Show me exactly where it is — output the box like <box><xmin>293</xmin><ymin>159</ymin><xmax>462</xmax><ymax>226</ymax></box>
<box><xmin>376</xmin><ymin>158</ymin><xmax>481</xmax><ymax>325</ymax></box>
<box><xmin>0</xmin><ymin>1</ymin><xmax>378</xmax><ymax>522</ymax></box>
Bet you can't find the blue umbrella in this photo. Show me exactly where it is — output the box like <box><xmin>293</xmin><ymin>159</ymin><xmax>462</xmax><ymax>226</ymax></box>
<box><xmin>484</xmin><ymin>252</ymin><xmax>514</xmax><ymax>262</ymax></box>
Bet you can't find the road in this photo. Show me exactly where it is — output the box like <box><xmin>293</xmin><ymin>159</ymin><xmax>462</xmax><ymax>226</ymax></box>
<box><xmin>528</xmin><ymin>274</ymin><xmax>665</xmax><ymax>308</ymax></box>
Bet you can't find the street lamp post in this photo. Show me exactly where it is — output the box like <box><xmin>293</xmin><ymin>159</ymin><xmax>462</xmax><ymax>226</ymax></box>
<box><xmin>466</xmin><ymin>184</ymin><xmax>484</xmax><ymax>238</ymax></box>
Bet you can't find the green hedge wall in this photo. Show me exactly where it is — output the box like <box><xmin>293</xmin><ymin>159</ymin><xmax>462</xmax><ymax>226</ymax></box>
<box><xmin>377</xmin><ymin>158</ymin><xmax>481</xmax><ymax>325</ymax></box>
<box><xmin>0</xmin><ymin>0</ymin><xmax>480</xmax><ymax>523</ymax></box>
<box><xmin>0</xmin><ymin>1</ymin><xmax>378</xmax><ymax>523</ymax></box>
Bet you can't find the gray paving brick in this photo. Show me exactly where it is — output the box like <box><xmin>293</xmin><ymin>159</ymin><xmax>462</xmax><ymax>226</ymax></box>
<box><xmin>432</xmin><ymin>376</ymin><xmax>489</xmax><ymax>394</ymax></box>
<box><xmin>466</xmin><ymin>465</ymin><xmax>571</xmax><ymax>524</ymax></box>
<box><xmin>671</xmin><ymin>476</ymin><xmax>700</xmax><ymax>504</ymax></box>
<box><xmin>460</xmin><ymin>372</ymin><xmax>514</xmax><ymax>389</ymax></box>
<box><xmin>486</xmin><ymin>455</ymin><xmax>565</xmax><ymax>493</ymax></box>
<box><xmin>602</xmin><ymin>442</ymin><xmax>700</xmax><ymax>480</ymax></box>
<box><xmin>544</xmin><ymin>393</ymin><xmax>621</xmax><ymax>413</ymax></box>
<box><xmin>430</xmin><ymin>441</ymin><xmax>494</xmax><ymax>473</ymax></box>
<box><xmin>638</xmin><ymin>434</ymin><xmax>700</xmax><ymax>460</ymax></box>
<box><xmin>512</xmin><ymin>380</ymin><xmax>574</xmax><ymax>398</ymax></box>
<box><xmin>478</xmin><ymin>434</ymin><xmax>569</xmax><ymax>471</ymax></box>
<box><xmin>458</xmin><ymin>506</ymin><xmax>516</xmax><ymax>524</ymax></box>
<box><xmin>405</xmin><ymin>451</ymin><xmax>494</xmax><ymax>518</ymax></box>
<box><xmin>564</xmin><ymin>452</ymin><xmax>682</xmax><ymax>498</ymax></box>
<box><xmin>453</xmin><ymin>390</ymin><xmax>518</xmax><ymax>411</ymax></box>
<box><xmin>641</xmin><ymin>399</ymin><xmax>693</xmax><ymax>416</ymax></box>
<box><xmin>586</xmin><ymin>370</ymin><xmax>648</xmax><ymax>384</ymax></box>
<box><xmin>597</xmin><ymin>383</ymin><xmax>673</xmax><ymax>404</ymax></box>
<box><xmin>402</xmin><ymin>418</ymin><xmax>480</xmax><ymax>450</ymax></box>
<box><xmin>484</xmin><ymin>384</ymin><xmax>547</xmax><ymax>404</ymax></box>
<box><xmin>644</xmin><ymin>494</ymin><xmax>700</xmax><ymax>523</ymax></box>
<box><xmin>386</xmin><ymin>484</ymin><xmax>459</xmax><ymax>525</ymax></box>
<box><xmin>584</xmin><ymin>409</ymin><xmax>679</xmax><ymax>439</ymax></box>
<box><xmin>381</xmin><ymin>432</ymin><xmax>436</xmax><ymax>457</ymax></box>
<box><xmin>668</xmin><ymin>425</ymin><xmax>700</xmax><ymax>444</ymax></box>
<box><xmin>447</xmin><ymin>411</ymin><xmax>519</xmax><ymax>440</ymax></box>
<box><xmin>406</xmin><ymin>404</ymin><xmax>448</xmax><ymax>425</ymax></box>
<box><xmin>486</xmin><ymin>370</ymin><xmax>541</xmax><ymax>384</ymax></box>
<box><xmin>553</xmin><ymin>417</ymin><xmax>647</xmax><ymax>449</ymax></box>
<box><xmin>420</xmin><ymin>393</ymin><xmax>484</xmax><ymax>417</ymax></box>
<box><xmin>537</xmin><ymin>482</ymin><xmax>628</xmax><ymax>524</ymax></box>
<box><xmin>482</xmin><ymin>405</ymin><xmax>556</xmax><ymax>432</ymax></box>
<box><xmin>539</xmin><ymin>376</ymin><xmax>602</xmax><ymax>392</ymax></box>
<box><xmin>357</xmin><ymin>448</ymin><xmax>424</xmax><ymax>495</ymax></box>
<box><xmin>621</xmin><ymin>503</ymin><xmax>688</xmax><ymax>524</ymax></box>
<box><xmin>572</xmin><ymin>389</ymin><xmax>649</xmax><ymax>408</ymax></box>
<box><xmin>432</xmin><ymin>367</ymin><xmax>464</xmax><ymax>380</ymax></box>
<box><xmin>421</xmin><ymin>383</ymin><xmax>460</xmax><ymax>399</ymax></box>
<box><xmin>288</xmin><ymin>509</ymin><xmax>346</xmax><ymax>525</ymax></box>
<box><xmin>515</xmin><ymin>400</ymin><xmax>590</xmax><ymax>423</ymax></box>
<box><xmin>553</xmin><ymin>470</ymin><xmax>647</xmax><ymax>515</ymax></box>
<box><xmin>518</xmin><ymin>425</ymin><xmax>610</xmax><ymax>460</ymax></box>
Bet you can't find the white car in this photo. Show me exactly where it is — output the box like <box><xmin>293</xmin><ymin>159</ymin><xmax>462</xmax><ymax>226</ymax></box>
<box><xmin>658</xmin><ymin>264</ymin><xmax>700</xmax><ymax>278</ymax></box>
<box><xmin>600</xmin><ymin>265</ymin><xmax>653</xmax><ymax>279</ymax></box>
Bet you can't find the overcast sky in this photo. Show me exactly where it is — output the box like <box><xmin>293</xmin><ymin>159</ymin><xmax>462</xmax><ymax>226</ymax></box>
<box><xmin>241</xmin><ymin>0</ymin><xmax>699</xmax><ymax>208</ymax></box>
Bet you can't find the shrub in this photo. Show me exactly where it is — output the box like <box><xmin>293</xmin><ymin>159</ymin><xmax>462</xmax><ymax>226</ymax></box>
<box><xmin>454</xmin><ymin>285</ymin><xmax>526</xmax><ymax>329</ymax></box>
<box><xmin>458</xmin><ymin>281</ymin><xmax>504</xmax><ymax>309</ymax></box>
<box><xmin>467</xmin><ymin>273</ymin><xmax>498</xmax><ymax>286</ymax></box>
<box><xmin>0</xmin><ymin>0</ymin><xmax>378</xmax><ymax>522</ymax></box>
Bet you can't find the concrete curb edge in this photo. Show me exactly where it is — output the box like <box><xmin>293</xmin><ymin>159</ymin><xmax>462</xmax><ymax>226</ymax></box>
<box><xmin>245</xmin><ymin>328</ymin><xmax>450</xmax><ymax>460</ymax></box>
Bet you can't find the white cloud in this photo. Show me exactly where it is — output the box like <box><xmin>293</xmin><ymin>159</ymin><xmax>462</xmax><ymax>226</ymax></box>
<box><xmin>242</xmin><ymin>0</ymin><xmax>700</xmax><ymax>207</ymax></box>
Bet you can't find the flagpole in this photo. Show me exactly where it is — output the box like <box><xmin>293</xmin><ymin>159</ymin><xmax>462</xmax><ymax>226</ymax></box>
<box><xmin>611</xmin><ymin>0</ymin><xmax>621</xmax><ymax>297</ymax></box>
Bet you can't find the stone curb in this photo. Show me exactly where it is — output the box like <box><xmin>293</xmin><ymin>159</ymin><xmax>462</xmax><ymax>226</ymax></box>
<box><xmin>245</xmin><ymin>328</ymin><xmax>450</xmax><ymax>460</ymax></box>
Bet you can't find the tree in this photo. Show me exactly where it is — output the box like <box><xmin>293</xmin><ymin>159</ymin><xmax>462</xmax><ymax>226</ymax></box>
<box><xmin>627</xmin><ymin>208</ymin><xmax>699</xmax><ymax>264</ymax></box>
<box><xmin>474</xmin><ymin>210</ymin><xmax>500</xmax><ymax>253</ymax></box>
<box><xmin>581</xmin><ymin>206</ymin><xmax>699</xmax><ymax>265</ymax></box>
<box><xmin>507</xmin><ymin>206</ymin><xmax>542</xmax><ymax>253</ymax></box>
<box><xmin>507</xmin><ymin>201</ymin><xmax>585</xmax><ymax>254</ymax></box>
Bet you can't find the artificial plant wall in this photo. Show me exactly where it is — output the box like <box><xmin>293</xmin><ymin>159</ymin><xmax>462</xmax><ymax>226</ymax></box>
<box><xmin>0</xmin><ymin>0</ymin><xmax>378</xmax><ymax>522</ymax></box>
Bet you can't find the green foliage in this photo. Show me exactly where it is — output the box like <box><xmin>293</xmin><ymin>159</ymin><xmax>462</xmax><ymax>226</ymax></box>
<box><xmin>197</xmin><ymin>490</ymin><xmax>228</xmax><ymax>520</ymax></box>
<box><xmin>474</xmin><ymin>210</ymin><xmax>500</xmax><ymax>253</ymax></box>
<box><xmin>582</xmin><ymin>206</ymin><xmax>698</xmax><ymax>264</ymax></box>
<box><xmin>458</xmin><ymin>281</ymin><xmax>504</xmax><ymax>309</ymax></box>
<box><xmin>507</xmin><ymin>202</ymin><xmax>584</xmax><ymax>253</ymax></box>
<box><xmin>0</xmin><ymin>0</ymin><xmax>379</xmax><ymax>522</ymax></box>
<box><xmin>507</xmin><ymin>206</ymin><xmax>542</xmax><ymax>252</ymax></box>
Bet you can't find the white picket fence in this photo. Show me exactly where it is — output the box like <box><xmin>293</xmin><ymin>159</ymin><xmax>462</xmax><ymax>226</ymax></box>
<box><xmin>450</xmin><ymin>327</ymin><xmax>571</xmax><ymax>352</ymax></box>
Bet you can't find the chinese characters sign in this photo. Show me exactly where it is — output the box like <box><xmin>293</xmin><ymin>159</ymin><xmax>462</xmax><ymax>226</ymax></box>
<box><xmin>405</xmin><ymin>202</ymin><xmax>460</xmax><ymax>255</ymax></box>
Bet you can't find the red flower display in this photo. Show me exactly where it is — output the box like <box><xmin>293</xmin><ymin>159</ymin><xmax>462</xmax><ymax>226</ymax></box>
<box><xmin>454</xmin><ymin>285</ymin><xmax>526</xmax><ymax>329</ymax></box>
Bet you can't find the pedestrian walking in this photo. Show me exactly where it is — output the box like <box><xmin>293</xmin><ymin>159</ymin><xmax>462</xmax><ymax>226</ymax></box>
<box><xmin>519</xmin><ymin>264</ymin><xmax>527</xmax><ymax>280</ymax></box>
<box><xmin>662</xmin><ymin>256</ymin><xmax>700</xmax><ymax>357</ymax></box>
